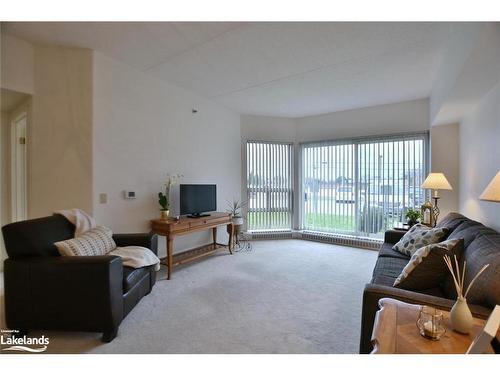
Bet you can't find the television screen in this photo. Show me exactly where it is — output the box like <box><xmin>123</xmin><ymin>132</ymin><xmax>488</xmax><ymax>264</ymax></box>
<box><xmin>180</xmin><ymin>184</ymin><xmax>217</xmax><ymax>216</ymax></box>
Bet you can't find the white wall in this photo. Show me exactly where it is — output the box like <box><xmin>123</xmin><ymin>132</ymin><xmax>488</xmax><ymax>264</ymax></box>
<box><xmin>0</xmin><ymin>34</ymin><xmax>35</xmax><ymax>94</ymax></box>
<box><xmin>241</xmin><ymin>115</ymin><xmax>297</xmax><ymax>143</ymax></box>
<box><xmin>296</xmin><ymin>99</ymin><xmax>430</xmax><ymax>142</ymax></box>
<box><xmin>430</xmin><ymin>123</ymin><xmax>460</xmax><ymax>220</ymax></box>
<box><xmin>459</xmin><ymin>81</ymin><xmax>500</xmax><ymax>231</ymax></box>
<box><xmin>430</xmin><ymin>23</ymin><xmax>481</xmax><ymax>124</ymax></box>
<box><xmin>93</xmin><ymin>52</ymin><xmax>241</xmax><ymax>256</ymax></box>
<box><xmin>431</xmin><ymin>23</ymin><xmax>500</xmax><ymax>126</ymax></box>
<box><xmin>30</xmin><ymin>45</ymin><xmax>93</xmax><ymax>218</ymax></box>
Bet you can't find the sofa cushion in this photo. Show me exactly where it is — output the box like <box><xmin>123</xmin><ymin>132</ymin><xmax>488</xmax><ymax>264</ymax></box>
<box><xmin>371</xmin><ymin>255</ymin><xmax>409</xmax><ymax>283</ymax></box>
<box><xmin>123</xmin><ymin>266</ymin><xmax>150</xmax><ymax>293</ymax></box>
<box><xmin>371</xmin><ymin>274</ymin><xmax>398</xmax><ymax>287</ymax></box>
<box><xmin>460</xmin><ymin>232</ymin><xmax>500</xmax><ymax>308</ymax></box>
<box><xmin>378</xmin><ymin>242</ymin><xmax>411</xmax><ymax>260</ymax></box>
<box><xmin>394</xmin><ymin>239</ymin><xmax>463</xmax><ymax>290</ymax></box>
<box><xmin>446</xmin><ymin>220</ymin><xmax>495</xmax><ymax>248</ymax></box>
<box><xmin>436</xmin><ymin>212</ymin><xmax>469</xmax><ymax>233</ymax></box>
<box><xmin>392</xmin><ymin>224</ymin><xmax>449</xmax><ymax>257</ymax></box>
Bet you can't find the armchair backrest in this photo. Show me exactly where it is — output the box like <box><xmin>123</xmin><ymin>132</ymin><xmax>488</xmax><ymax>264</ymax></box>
<box><xmin>2</xmin><ymin>214</ymin><xmax>75</xmax><ymax>258</ymax></box>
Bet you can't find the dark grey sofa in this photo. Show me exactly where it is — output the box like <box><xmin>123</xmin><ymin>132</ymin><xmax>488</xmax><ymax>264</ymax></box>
<box><xmin>359</xmin><ymin>212</ymin><xmax>500</xmax><ymax>353</ymax></box>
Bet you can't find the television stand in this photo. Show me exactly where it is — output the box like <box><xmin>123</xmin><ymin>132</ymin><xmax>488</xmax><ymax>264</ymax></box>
<box><xmin>150</xmin><ymin>212</ymin><xmax>234</xmax><ymax>280</ymax></box>
<box><xmin>187</xmin><ymin>213</ymin><xmax>211</xmax><ymax>218</ymax></box>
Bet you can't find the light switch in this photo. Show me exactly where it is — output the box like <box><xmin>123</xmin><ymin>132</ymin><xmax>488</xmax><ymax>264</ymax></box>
<box><xmin>99</xmin><ymin>193</ymin><xmax>108</xmax><ymax>204</ymax></box>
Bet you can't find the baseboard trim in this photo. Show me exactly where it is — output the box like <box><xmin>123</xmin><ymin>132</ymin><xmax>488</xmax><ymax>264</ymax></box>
<box><xmin>246</xmin><ymin>230</ymin><xmax>382</xmax><ymax>250</ymax></box>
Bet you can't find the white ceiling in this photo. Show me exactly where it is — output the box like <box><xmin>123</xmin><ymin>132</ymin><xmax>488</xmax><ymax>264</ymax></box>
<box><xmin>2</xmin><ymin>22</ymin><xmax>453</xmax><ymax>117</ymax></box>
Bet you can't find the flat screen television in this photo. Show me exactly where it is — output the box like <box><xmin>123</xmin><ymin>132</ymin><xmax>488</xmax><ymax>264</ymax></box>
<box><xmin>179</xmin><ymin>184</ymin><xmax>217</xmax><ymax>217</ymax></box>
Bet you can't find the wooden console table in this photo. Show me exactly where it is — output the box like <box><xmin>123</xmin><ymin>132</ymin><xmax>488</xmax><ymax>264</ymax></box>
<box><xmin>151</xmin><ymin>212</ymin><xmax>234</xmax><ymax>280</ymax></box>
<box><xmin>371</xmin><ymin>298</ymin><xmax>495</xmax><ymax>354</ymax></box>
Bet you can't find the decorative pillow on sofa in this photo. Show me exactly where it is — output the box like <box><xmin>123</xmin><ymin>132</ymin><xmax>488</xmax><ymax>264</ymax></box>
<box><xmin>444</xmin><ymin>232</ymin><xmax>500</xmax><ymax>307</ymax></box>
<box><xmin>392</xmin><ymin>224</ymin><xmax>449</xmax><ymax>257</ymax></box>
<box><xmin>55</xmin><ymin>226</ymin><xmax>117</xmax><ymax>256</ymax></box>
<box><xmin>394</xmin><ymin>238</ymin><xmax>463</xmax><ymax>290</ymax></box>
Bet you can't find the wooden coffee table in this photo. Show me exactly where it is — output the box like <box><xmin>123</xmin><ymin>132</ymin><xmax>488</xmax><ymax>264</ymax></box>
<box><xmin>371</xmin><ymin>298</ymin><xmax>495</xmax><ymax>354</ymax></box>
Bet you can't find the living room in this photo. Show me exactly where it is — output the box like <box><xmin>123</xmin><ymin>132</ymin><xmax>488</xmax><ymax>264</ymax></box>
<box><xmin>1</xmin><ymin>0</ymin><xmax>499</xmax><ymax>372</ymax></box>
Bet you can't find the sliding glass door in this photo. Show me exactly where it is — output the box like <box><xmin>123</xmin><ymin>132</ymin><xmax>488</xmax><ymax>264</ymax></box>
<box><xmin>301</xmin><ymin>133</ymin><xmax>428</xmax><ymax>238</ymax></box>
<box><xmin>246</xmin><ymin>141</ymin><xmax>293</xmax><ymax>231</ymax></box>
<box><xmin>302</xmin><ymin>142</ymin><xmax>356</xmax><ymax>233</ymax></box>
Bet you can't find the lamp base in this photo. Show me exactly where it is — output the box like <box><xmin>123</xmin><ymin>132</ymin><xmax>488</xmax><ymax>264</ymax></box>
<box><xmin>432</xmin><ymin>197</ymin><xmax>440</xmax><ymax>227</ymax></box>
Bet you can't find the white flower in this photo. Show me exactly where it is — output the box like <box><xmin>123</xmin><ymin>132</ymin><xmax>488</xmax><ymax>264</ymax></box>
<box><xmin>164</xmin><ymin>173</ymin><xmax>183</xmax><ymax>188</ymax></box>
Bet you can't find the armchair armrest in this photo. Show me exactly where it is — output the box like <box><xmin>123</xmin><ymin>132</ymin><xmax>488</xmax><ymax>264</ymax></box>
<box><xmin>113</xmin><ymin>232</ymin><xmax>158</xmax><ymax>255</ymax></box>
<box><xmin>359</xmin><ymin>283</ymin><xmax>492</xmax><ymax>353</ymax></box>
<box><xmin>384</xmin><ymin>230</ymin><xmax>406</xmax><ymax>244</ymax></box>
<box><xmin>4</xmin><ymin>255</ymin><xmax>124</xmax><ymax>335</ymax></box>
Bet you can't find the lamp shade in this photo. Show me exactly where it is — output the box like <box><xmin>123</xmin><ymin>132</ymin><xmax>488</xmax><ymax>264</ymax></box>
<box><xmin>479</xmin><ymin>170</ymin><xmax>500</xmax><ymax>202</ymax></box>
<box><xmin>421</xmin><ymin>173</ymin><xmax>453</xmax><ymax>190</ymax></box>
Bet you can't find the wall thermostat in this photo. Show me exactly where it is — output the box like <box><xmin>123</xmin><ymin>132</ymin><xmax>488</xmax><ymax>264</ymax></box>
<box><xmin>124</xmin><ymin>191</ymin><xmax>136</xmax><ymax>199</ymax></box>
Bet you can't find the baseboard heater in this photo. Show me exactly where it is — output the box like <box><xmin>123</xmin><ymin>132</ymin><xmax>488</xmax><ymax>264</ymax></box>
<box><xmin>247</xmin><ymin>230</ymin><xmax>294</xmax><ymax>240</ymax></box>
<box><xmin>247</xmin><ymin>230</ymin><xmax>381</xmax><ymax>250</ymax></box>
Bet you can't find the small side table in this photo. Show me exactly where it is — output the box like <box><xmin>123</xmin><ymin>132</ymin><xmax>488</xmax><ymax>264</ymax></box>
<box><xmin>371</xmin><ymin>298</ymin><xmax>494</xmax><ymax>354</ymax></box>
<box><xmin>393</xmin><ymin>222</ymin><xmax>411</xmax><ymax>231</ymax></box>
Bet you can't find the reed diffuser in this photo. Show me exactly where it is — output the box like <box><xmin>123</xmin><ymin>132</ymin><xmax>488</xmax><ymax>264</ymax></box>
<box><xmin>443</xmin><ymin>254</ymin><xmax>489</xmax><ymax>334</ymax></box>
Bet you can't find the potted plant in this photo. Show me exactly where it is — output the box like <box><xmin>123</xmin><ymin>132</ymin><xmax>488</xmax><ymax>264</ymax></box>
<box><xmin>158</xmin><ymin>173</ymin><xmax>182</xmax><ymax>220</ymax></box>
<box><xmin>405</xmin><ymin>208</ymin><xmax>421</xmax><ymax>227</ymax></box>
<box><xmin>226</xmin><ymin>200</ymin><xmax>246</xmax><ymax>245</ymax></box>
<box><xmin>227</xmin><ymin>199</ymin><xmax>245</xmax><ymax>226</ymax></box>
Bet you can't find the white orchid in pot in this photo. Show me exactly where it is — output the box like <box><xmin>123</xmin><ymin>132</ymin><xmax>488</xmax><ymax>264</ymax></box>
<box><xmin>158</xmin><ymin>173</ymin><xmax>182</xmax><ymax>220</ymax></box>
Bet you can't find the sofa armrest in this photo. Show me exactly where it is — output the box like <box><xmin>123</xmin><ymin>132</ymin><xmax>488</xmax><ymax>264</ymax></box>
<box><xmin>4</xmin><ymin>256</ymin><xmax>124</xmax><ymax>333</ymax></box>
<box><xmin>384</xmin><ymin>229</ymin><xmax>406</xmax><ymax>244</ymax></box>
<box><xmin>359</xmin><ymin>283</ymin><xmax>492</xmax><ymax>354</ymax></box>
<box><xmin>113</xmin><ymin>232</ymin><xmax>158</xmax><ymax>255</ymax></box>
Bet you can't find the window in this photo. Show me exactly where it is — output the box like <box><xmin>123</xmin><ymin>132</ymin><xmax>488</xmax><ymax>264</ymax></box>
<box><xmin>246</xmin><ymin>141</ymin><xmax>293</xmax><ymax>231</ymax></box>
<box><xmin>301</xmin><ymin>133</ymin><xmax>428</xmax><ymax>238</ymax></box>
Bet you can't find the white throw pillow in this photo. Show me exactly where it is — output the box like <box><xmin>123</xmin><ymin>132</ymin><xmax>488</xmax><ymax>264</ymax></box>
<box><xmin>55</xmin><ymin>226</ymin><xmax>117</xmax><ymax>256</ymax></box>
<box><xmin>392</xmin><ymin>224</ymin><xmax>449</xmax><ymax>257</ymax></box>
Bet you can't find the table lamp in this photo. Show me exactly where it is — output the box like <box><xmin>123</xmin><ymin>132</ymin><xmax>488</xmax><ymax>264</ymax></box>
<box><xmin>479</xmin><ymin>170</ymin><xmax>500</xmax><ymax>202</ymax></box>
<box><xmin>421</xmin><ymin>172</ymin><xmax>453</xmax><ymax>226</ymax></box>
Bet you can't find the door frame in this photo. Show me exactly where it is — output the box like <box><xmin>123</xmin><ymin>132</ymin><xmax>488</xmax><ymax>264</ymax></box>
<box><xmin>10</xmin><ymin>108</ymin><xmax>28</xmax><ymax>222</ymax></box>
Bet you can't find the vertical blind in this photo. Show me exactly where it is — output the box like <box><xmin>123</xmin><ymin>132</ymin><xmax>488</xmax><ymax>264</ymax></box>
<box><xmin>302</xmin><ymin>142</ymin><xmax>356</xmax><ymax>233</ymax></box>
<box><xmin>246</xmin><ymin>141</ymin><xmax>293</xmax><ymax>231</ymax></box>
<box><xmin>301</xmin><ymin>133</ymin><xmax>428</xmax><ymax>238</ymax></box>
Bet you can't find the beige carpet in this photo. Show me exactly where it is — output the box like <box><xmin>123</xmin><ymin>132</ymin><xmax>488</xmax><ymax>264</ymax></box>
<box><xmin>0</xmin><ymin>240</ymin><xmax>377</xmax><ymax>354</ymax></box>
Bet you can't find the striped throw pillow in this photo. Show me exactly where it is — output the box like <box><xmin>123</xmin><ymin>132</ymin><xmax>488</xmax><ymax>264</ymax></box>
<box><xmin>55</xmin><ymin>226</ymin><xmax>117</xmax><ymax>256</ymax></box>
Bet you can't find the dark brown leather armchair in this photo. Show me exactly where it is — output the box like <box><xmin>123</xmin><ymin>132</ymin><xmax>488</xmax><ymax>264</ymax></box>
<box><xmin>2</xmin><ymin>214</ymin><xmax>158</xmax><ymax>342</ymax></box>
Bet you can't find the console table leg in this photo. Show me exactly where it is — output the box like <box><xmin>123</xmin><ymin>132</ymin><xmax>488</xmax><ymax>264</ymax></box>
<box><xmin>212</xmin><ymin>227</ymin><xmax>217</xmax><ymax>249</ymax></box>
<box><xmin>228</xmin><ymin>224</ymin><xmax>234</xmax><ymax>254</ymax></box>
<box><xmin>167</xmin><ymin>236</ymin><xmax>173</xmax><ymax>280</ymax></box>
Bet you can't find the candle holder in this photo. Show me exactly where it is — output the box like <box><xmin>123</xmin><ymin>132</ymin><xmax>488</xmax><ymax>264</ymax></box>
<box><xmin>416</xmin><ymin>305</ymin><xmax>446</xmax><ymax>340</ymax></box>
<box><xmin>420</xmin><ymin>201</ymin><xmax>434</xmax><ymax>227</ymax></box>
